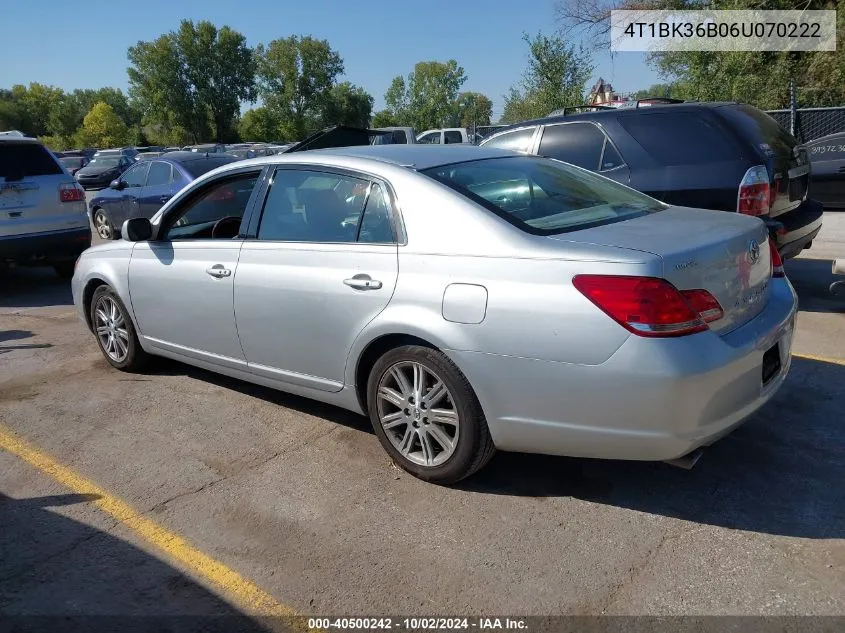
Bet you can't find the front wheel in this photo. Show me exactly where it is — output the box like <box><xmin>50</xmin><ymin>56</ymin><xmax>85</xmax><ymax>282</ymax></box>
<box><xmin>92</xmin><ymin>208</ymin><xmax>116</xmax><ymax>240</ymax></box>
<box><xmin>367</xmin><ymin>345</ymin><xmax>495</xmax><ymax>484</ymax></box>
<box><xmin>89</xmin><ymin>286</ymin><xmax>149</xmax><ymax>371</ymax></box>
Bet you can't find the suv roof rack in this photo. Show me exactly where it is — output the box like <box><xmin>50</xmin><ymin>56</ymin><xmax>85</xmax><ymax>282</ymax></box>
<box><xmin>547</xmin><ymin>105</ymin><xmax>616</xmax><ymax>117</ymax></box>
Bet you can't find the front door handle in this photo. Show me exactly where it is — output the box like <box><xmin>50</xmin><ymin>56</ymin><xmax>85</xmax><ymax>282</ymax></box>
<box><xmin>206</xmin><ymin>265</ymin><xmax>232</xmax><ymax>278</ymax></box>
<box><xmin>160</xmin><ymin>195</ymin><xmax>172</xmax><ymax>203</ymax></box>
<box><xmin>344</xmin><ymin>274</ymin><xmax>382</xmax><ymax>290</ymax></box>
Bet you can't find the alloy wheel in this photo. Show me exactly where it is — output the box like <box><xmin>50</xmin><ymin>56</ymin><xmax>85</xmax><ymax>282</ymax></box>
<box><xmin>376</xmin><ymin>361</ymin><xmax>460</xmax><ymax>467</ymax></box>
<box><xmin>94</xmin><ymin>211</ymin><xmax>113</xmax><ymax>240</ymax></box>
<box><xmin>94</xmin><ymin>296</ymin><xmax>129</xmax><ymax>362</ymax></box>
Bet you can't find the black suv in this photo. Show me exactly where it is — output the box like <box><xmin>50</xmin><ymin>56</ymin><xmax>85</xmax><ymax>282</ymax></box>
<box><xmin>480</xmin><ymin>103</ymin><xmax>823</xmax><ymax>259</ymax></box>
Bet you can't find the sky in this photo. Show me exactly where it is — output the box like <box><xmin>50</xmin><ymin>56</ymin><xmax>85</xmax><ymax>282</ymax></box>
<box><xmin>0</xmin><ymin>0</ymin><xmax>662</xmax><ymax>121</ymax></box>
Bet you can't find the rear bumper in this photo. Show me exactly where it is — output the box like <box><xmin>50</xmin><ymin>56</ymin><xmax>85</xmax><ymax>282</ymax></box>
<box><xmin>449</xmin><ymin>277</ymin><xmax>797</xmax><ymax>462</ymax></box>
<box><xmin>0</xmin><ymin>227</ymin><xmax>91</xmax><ymax>264</ymax></box>
<box><xmin>767</xmin><ymin>198</ymin><xmax>824</xmax><ymax>260</ymax></box>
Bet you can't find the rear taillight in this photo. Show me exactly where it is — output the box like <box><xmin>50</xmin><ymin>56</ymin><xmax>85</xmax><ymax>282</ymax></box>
<box><xmin>680</xmin><ymin>289</ymin><xmax>724</xmax><ymax>323</ymax></box>
<box><xmin>59</xmin><ymin>182</ymin><xmax>85</xmax><ymax>203</ymax></box>
<box><xmin>769</xmin><ymin>239</ymin><xmax>785</xmax><ymax>278</ymax></box>
<box><xmin>737</xmin><ymin>165</ymin><xmax>770</xmax><ymax>216</ymax></box>
<box><xmin>572</xmin><ymin>275</ymin><xmax>722</xmax><ymax>338</ymax></box>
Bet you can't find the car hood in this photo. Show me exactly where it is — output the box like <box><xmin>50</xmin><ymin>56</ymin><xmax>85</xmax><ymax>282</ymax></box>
<box><xmin>283</xmin><ymin>125</ymin><xmax>391</xmax><ymax>153</ymax></box>
<box><xmin>78</xmin><ymin>165</ymin><xmax>120</xmax><ymax>176</ymax></box>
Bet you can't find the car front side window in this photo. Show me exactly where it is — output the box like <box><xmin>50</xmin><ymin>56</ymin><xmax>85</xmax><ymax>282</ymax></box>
<box><xmin>162</xmin><ymin>171</ymin><xmax>260</xmax><ymax>241</ymax></box>
<box><xmin>122</xmin><ymin>163</ymin><xmax>149</xmax><ymax>188</ymax></box>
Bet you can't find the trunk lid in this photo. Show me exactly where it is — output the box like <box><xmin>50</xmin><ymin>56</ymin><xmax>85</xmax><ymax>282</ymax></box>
<box><xmin>717</xmin><ymin>105</ymin><xmax>809</xmax><ymax>218</ymax></box>
<box><xmin>551</xmin><ymin>206</ymin><xmax>772</xmax><ymax>334</ymax></box>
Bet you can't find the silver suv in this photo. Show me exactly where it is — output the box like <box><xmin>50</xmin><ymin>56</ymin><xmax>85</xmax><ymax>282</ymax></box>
<box><xmin>0</xmin><ymin>135</ymin><xmax>90</xmax><ymax>278</ymax></box>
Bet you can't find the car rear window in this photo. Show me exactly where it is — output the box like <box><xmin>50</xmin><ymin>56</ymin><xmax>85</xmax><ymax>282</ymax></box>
<box><xmin>181</xmin><ymin>157</ymin><xmax>238</xmax><ymax>178</ymax></box>
<box><xmin>618</xmin><ymin>111</ymin><xmax>740</xmax><ymax>166</ymax></box>
<box><xmin>0</xmin><ymin>142</ymin><xmax>63</xmax><ymax>180</ymax></box>
<box><xmin>422</xmin><ymin>155</ymin><xmax>664</xmax><ymax>235</ymax></box>
<box><xmin>718</xmin><ymin>104</ymin><xmax>797</xmax><ymax>157</ymax></box>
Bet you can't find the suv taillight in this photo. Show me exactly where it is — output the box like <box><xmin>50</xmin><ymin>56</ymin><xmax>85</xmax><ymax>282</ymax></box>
<box><xmin>572</xmin><ymin>275</ymin><xmax>722</xmax><ymax>337</ymax></box>
<box><xmin>59</xmin><ymin>182</ymin><xmax>85</xmax><ymax>203</ymax></box>
<box><xmin>737</xmin><ymin>166</ymin><xmax>770</xmax><ymax>216</ymax></box>
<box><xmin>769</xmin><ymin>239</ymin><xmax>785</xmax><ymax>278</ymax></box>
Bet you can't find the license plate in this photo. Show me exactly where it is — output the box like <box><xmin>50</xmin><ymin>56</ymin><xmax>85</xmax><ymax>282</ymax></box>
<box><xmin>762</xmin><ymin>342</ymin><xmax>781</xmax><ymax>385</ymax></box>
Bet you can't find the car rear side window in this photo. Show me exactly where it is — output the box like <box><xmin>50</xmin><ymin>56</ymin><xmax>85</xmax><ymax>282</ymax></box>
<box><xmin>0</xmin><ymin>142</ymin><xmax>62</xmax><ymax>180</ymax></box>
<box><xmin>444</xmin><ymin>130</ymin><xmax>463</xmax><ymax>144</ymax></box>
<box><xmin>257</xmin><ymin>169</ymin><xmax>370</xmax><ymax>243</ymax></box>
<box><xmin>482</xmin><ymin>127</ymin><xmax>536</xmax><ymax>153</ymax></box>
<box><xmin>618</xmin><ymin>112</ymin><xmax>739</xmax><ymax>166</ymax></box>
<box><xmin>146</xmin><ymin>161</ymin><xmax>172</xmax><ymax>186</ymax></box>
<box><xmin>538</xmin><ymin>123</ymin><xmax>605</xmax><ymax>170</ymax></box>
<box><xmin>718</xmin><ymin>105</ymin><xmax>796</xmax><ymax>157</ymax></box>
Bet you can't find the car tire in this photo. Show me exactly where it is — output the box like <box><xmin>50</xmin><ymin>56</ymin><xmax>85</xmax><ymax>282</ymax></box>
<box><xmin>367</xmin><ymin>345</ymin><xmax>495</xmax><ymax>484</ymax></box>
<box><xmin>89</xmin><ymin>285</ymin><xmax>149</xmax><ymax>372</ymax></box>
<box><xmin>53</xmin><ymin>262</ymin><xmax>75</xmax><ymax>279</ymax></box>
<box><xmin>92</xmin><ymin>208</ymin><xmax>116</xmax><ymax>240</ymax></box>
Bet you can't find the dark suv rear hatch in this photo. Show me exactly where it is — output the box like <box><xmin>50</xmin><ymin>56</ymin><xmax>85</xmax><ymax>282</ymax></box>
<box><xmin>716</xmin><ymin>104</ymin><xmax>810</xmax><ymax>218</ymax></box>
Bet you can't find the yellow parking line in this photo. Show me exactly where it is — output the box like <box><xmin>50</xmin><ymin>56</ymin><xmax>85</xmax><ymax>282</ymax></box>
<box><xmin>0</xmin><ymin>424</ymin><xmax>295</xmax><ymax>617</ymax></box>
<box><xmin>792</xmin><ymin>352</ymin><xmax>845</xmax><ymax>367</ymax></box>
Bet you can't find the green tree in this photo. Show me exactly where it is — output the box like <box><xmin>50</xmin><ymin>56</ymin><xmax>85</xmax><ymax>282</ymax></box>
<box><xmin>239</xmin><ymin>106</ymin><xmax>282</xmax><ymax>142</ymax></box>
<box><xmin>74</xmin><ymin>102</ymin><xmax>130</xmax><ymax>148</ymax></box>
<box><xmin>321</xmin><ymin>82</ymin><xmax>374</xmax><ymax>128</ymax></box>
<box><xmin>371</xmin><ymin>109</ymin><xmax>399</xmax><ymax>128</ymax></box>
<box><xmin>256</xmin><ymin>35</ymin><xmax>344</xmax><ymax>139</ymax></box>
<box><xmin>384</xmin><ymin>60</ymin><xmax>467</xmax><ymax>130</ymax></box>
<box><xmin>455</xmin><ymin>92</ymin><xmax>493</xmax><ymax>127</ymax></box>
<box><xmin>0</xmin><ymin>89</ymin><xmax>24</xmax><ymax>132</ymax></box>
<box><xmin>9</xmin><ymin>83</ymin><xmax>65</xmax><ymax>136</ymax></box>
<box><xmin>128</xmin><ymin>20</ymin><xmax>255</xmax><ymax>143</ymax></box>
<box><xmin>502</xmin><ymin>32</ymin><xmax>593</xmax><ymax>123</ymax></box>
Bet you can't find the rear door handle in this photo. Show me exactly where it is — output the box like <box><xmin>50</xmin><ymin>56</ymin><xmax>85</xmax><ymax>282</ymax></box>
<box><xmin>344</xmin><ymin>274</ymin><xmax>382</xmax><ymax>290</ymax></box>
<box><xmin>206</xmin><ymin>266</ymin><xmax>232</xmax><ymax>278</ymax></box>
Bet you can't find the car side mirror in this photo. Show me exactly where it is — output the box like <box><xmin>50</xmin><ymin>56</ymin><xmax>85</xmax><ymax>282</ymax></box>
<box><xmin>122</xmin><ymin>218</ymin><xmax>152</xmax><ymax>242</ymax></box>
<box><xmin>110</xmin><ymin>179</ymin><xmax>126</xmax><ymax>190</ymax></box>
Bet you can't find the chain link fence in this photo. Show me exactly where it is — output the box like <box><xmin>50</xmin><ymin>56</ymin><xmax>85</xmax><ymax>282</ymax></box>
<box><xmin>764</xmin><ymin>107</ymin><xmax>845</xmax><ymax>143</ymax></box>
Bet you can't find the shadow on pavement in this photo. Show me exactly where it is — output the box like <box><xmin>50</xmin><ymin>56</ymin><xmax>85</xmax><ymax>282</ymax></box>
<box><xmin>785</xmin><ymin>257</ymin><xmax>845</xmax><ymax>313</ymax></box>
<box><xmin>0</xmin><ymin>267</ymin><xmax>73</xmax><ymax>309</ymax></box>
<box><xmin>0</xmin><ymin>492</ymin><xmax>273</xmax><ymax>631</ymax></box>
<box><xmin>461</xmin><ymin>356</ymin><xmax>845</xmax><ymax>539</ymax></box>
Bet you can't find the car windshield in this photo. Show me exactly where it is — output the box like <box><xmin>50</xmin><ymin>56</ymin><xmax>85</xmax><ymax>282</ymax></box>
<box><xmin>422</xmin><ymin>155</ymin><xmax>665</xmax><ymax>235</ymax></box>
<box><xmin>88</xmin><ymin>157</ymin><xmax>121</xmax><ymax>168</ymax></box>
<box><xmin>59</xmin><ymin>157</ymin><xmax>84</xmax><ymax>168</ymax></box>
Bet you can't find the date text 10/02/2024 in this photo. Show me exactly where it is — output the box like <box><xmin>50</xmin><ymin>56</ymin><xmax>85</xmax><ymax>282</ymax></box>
<box><xmin>307</xmin><ymin>617</ymin><xmax>528</xmax><ymax>630</ymax></box>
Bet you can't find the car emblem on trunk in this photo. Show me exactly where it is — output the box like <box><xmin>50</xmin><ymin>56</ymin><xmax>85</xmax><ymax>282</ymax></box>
<box><xmin>748</xmin><ymin>239</ymin><xmax>760</xmax><ymax>264</ymax></box>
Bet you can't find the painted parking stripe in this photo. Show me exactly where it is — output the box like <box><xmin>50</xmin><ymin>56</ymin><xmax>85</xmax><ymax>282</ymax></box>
<box><xmin>792</xmin><ymin>352</ymin><xmax>845</xmax><ymax>366</ymax></box>
<box><xmin>0</xmin><ymin>423</ymin><xmax>294</xmax><ymax>617</ymax></box>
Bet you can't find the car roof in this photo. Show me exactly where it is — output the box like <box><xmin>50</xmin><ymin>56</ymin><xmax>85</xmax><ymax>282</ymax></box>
<box><xmin>280</xmin><ymin>144</ymin><xmax>514</xmax><ymax>170</ymax></box>
<box><xmin>491</xmin><ymin>102</ymin><xmax>741</xmax><ymax>132</ymax></box>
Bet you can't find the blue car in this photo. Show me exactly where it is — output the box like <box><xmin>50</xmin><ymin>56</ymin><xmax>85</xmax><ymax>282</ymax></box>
<box><xmin>89</xmin><ymin>151</ymin><xmax>239</xmax><ymax>240</ymax></box>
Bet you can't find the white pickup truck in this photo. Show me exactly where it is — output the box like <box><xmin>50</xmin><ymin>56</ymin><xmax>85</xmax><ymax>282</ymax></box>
<box><xmin>416</xmin><ymin>128</ymin><xmax>481</xmax><ymax>145</ymax></box>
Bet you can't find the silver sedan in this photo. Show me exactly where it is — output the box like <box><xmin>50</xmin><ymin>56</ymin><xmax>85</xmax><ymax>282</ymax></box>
<box><xmin>71</xmin><ymin>145</ymin><xmax>797</xmax><ymax>483</ymax></box>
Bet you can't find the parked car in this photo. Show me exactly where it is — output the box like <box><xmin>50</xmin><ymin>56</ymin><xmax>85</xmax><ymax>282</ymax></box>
<box><xmin>163</xmin><ymin>146</ymin><xmax>181</xmax><ymax>153</ymax></box>
<box><xmin>372</xmin><ymin>127</ymin><xmax>417</xmax><ymax>144</ymax></box>
<box><xmin>1</xmin><ymin>135</ymin><xmax>89</xmax><ymax>277</ymax></box>
<box><xmin>75</xmin><ymin>153</ymin><xmax>134</xmax><ymax>190</ymax></box>
<box><xmin>806</xmin><ymin>131</ymin><xmax>845</xmax><ymax>209</ymax></box>
<box><xmin>137</xmin><ymin>152</ymin><xmax>164</xmax><ymax>160</ymax></box>
<box><xmin>58</xmin><ymin>156</ymin><xmax>88</xmax><ymax>175</ymax></box>
<box><xmin>57</xmin><ymin>148</ymin><xmax>96</xmax><ymax>161</ymax></box>
<box><xmin>183</xmin><ymin>143</ymin><xmax>227</xmax><ymax>154</ymax></box>
<box><xmin>481</xmin><ymin>102</ymin><xmax>823</xmax><ymax>259</ymax></box>
<box><xmin>416</xmin><ymin>128</ymin><xmax>473</xmax><ymax>144</ymax></box>
<box><xmin>72</xmin><ymin>145</ymin><xmax>795</xmax><ymax>483</ymax></box>
<box><xmin>88</xmin><ymin>151</ymin><xmax>239</xmax><ymax>240</ymax></box>
<box><xmin>226</xmin><ymin>148</ymin><xmax>258</xmax><ymax>160</ymax></box>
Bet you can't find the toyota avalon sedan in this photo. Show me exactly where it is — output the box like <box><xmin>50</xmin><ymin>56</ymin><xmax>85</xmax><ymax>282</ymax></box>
<box><xmin>71</xmin><ymin>145</ymin><xmax>796</xmax><ymax>484</ymax></box>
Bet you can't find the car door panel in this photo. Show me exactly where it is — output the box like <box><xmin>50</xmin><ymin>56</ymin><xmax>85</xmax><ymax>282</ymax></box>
<box><xmin>129</xmin><ymin>241</ymin><xmax>246</xmax><ymax>367</ymax></box>
<box><xmin>234</xmin><ymin>242</ymin><xmax>398</xmax><ymax>391</ymax></box>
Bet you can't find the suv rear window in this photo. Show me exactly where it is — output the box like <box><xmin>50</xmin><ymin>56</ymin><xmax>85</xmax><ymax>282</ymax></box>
<box><xmin>0</xmin><ymin>142</ymin><xmax>63</xmax><ymax>180</ymax></box>
<box><xmin>618</xmin><ymin>112</ymin><xmax>739</xmax><ymax>166</ymax></box>
<box><xmin>182</xmin><ymin>156</ymin><xmax>238</xmax><ymax>178</ymax></box>
<box><xmin>718</xmin><ymin>104</ymin><xmax>797</xmax><ymax>157</ymax></box>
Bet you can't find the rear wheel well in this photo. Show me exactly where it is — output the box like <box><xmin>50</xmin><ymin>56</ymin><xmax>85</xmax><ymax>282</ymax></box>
<box><xmin>355</xmin><ymin>334</ymin><xmax>437</xmax><ymax>412</ymax></box>
<box><xmin>82</xmin><ymin>278</ymin><xmax>109</xmax><ymax>331</ymax></box>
